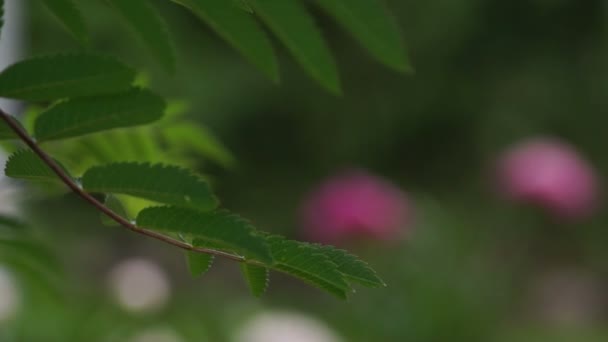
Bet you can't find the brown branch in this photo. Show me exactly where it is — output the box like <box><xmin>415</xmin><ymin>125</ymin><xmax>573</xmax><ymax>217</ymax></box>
<box><xmin>0</xmin><ymin>108</ymin><xmax>249</xmax><ymax>263</ymax></box>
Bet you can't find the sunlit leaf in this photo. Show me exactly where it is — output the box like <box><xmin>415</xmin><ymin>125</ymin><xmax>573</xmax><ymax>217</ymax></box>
<box><xmin>164</xmin><ymin>123</ymin><xmax>235</xmax><ymax>169</ymax></box>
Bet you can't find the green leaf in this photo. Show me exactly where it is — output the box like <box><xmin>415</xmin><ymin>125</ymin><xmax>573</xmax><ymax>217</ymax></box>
<box><xmin>82</xmin><ymin>163</ymin><xmax>218</xmax><ymax>211</ymax></box>
<box><xmin>0</xmin><ymin>53</ymin><xmax>136</xmax><ymax>101</ymax></box>
<box><xmin>241</xmin><ymin>263</ymin><xmax>269</xmax><ymax>297</ymax></box>
<box><xmin>107</xmin><ymin>0</ymin><xmax>176</xmax><ymax>72</ymax></box>
<box><xmin>314</xmin><ymin>244</ymin><xmax>385</xmax><ymax>287</ymax></box>
<box><xmin>173</xmin><ymin>0</ymin><xmax>279</xmax><ymax>82</ymax></box>
<box><xmin>41</xmin><ymin>0</ymin><xmax>88</xmax><ymax>44</ymax></box>
<box><xmin>315</xmin><ymin>0</ymin><xmax>411</xmax><ymax>72</ymax></box>
<box><xmin>164</xmin><ymin>123</ymin><xmax>235</xmax><ymax>169</ymax></box>
<box><xmin>186</xmin><ymin>252</ymin><xmax>213</xmax><ymax>277</ymax></box>
<box><xmin>4</xmin><ymin>149</ymin><xmax>68</xmax><ymax>183</ymax></box>
<box><xmin>136</xmin><ymin>206</ymin><xmax>272</xmax><ymax>263</ymax></box>
<box><xmin>0</xmin><ymin>115</ymin><xmax>25</xmax><ymax>140</ymax></box>
<box><xmin>249</xmin><ymin>0</ymin><xmax>341</xmax><ymax>94</ymax></box>
<box><xmin>264</xmin><ymin>235</ymin><xmax>349</xmax><ymax>299</ymax></box>
<box><xmin>34</xmin><ymin>88</ymin><xmax>165</xmax><ymax>142</ymax></box>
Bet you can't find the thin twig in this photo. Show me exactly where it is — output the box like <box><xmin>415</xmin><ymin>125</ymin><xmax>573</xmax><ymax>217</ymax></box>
<box><xmin>0</xmin><ymin>108</ymin><xmax>248</xmax><ymax>263</ymax></box>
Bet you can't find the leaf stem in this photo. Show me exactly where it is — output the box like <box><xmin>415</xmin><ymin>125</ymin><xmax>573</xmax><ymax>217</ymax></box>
<box><xmin>0</xmin><ymin>108</ymin><xmax>248</xmax><ymax>263</ymax></box>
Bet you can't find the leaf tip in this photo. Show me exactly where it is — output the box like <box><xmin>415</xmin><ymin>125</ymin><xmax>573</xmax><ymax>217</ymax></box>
<box><xmin>186</xmin><ymin>252</ymin><xmax>214</xmax><ymax>277</ymax></box>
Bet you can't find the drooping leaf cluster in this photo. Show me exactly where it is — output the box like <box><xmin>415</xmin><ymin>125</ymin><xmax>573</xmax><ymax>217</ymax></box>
<box><xmin>33</xmin><ymin>99</ymin><xmax>235</xmax><ymax>177</ymax></box>
<box><xmin>0</xmin><ymin>213</ymin><xmax>63</xmax><ymax>295</ymax></box>
<box><xmin>0</xmin><ymin>52</ymin><xmax>384</xmax><ymax>298</ymax></box>
<box><xmin>37</xmin><ymin>0</ymin><xmax>410</xmax><ymax>93</ymax></box>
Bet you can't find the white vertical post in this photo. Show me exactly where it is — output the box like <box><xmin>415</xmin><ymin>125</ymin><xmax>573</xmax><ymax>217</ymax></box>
<box><xmin>0</xmin><ymin>0</ymin><xmax>26</xmax><ymax>114</ymax></box>
<box><xmin>0</xmin><ymin>0</ymin><xmax>26</xmax><ymax>215</ymax></box>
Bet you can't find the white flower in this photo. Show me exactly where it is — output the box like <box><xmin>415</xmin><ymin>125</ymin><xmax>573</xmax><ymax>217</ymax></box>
<box><xmin>235</xmin><ymin>310</ymin><xmax>344</xmax><ymax>342</ymax></box>
<box><xmin>129</xmin><ymin>327</ymin><xmax>183</xmax><ymax>342</ymax></box>
<box><xmin>108</xmin><ymin>258</ymin><xmax>170</xmax><ymax>313</ymax></box>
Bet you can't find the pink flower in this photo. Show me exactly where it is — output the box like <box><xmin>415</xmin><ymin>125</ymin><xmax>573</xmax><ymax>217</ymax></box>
<box><xmin>300</xmin><ymin>170</ymin><xmax>411</xmax><ymax>243</ymax></box>
<box><xmin>495</xmin><ymin>137</ymin><xmax>599</xmax><ymax>220</ymax></box>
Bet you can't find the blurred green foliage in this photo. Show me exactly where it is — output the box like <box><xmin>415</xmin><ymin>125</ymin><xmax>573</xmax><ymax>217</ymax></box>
<box><xmin>0</xmin><ymin>0</ymin><xmax>606</xmax><ymax>341</ymax></box>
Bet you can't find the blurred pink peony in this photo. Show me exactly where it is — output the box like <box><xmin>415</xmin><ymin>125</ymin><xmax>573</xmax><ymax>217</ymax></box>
<box><xmin>495</xmin><ymin>137</ymin><xmax>599</xmax><ymax>220</ymax></box>
<box><xmin>300</xmin><ymin>170</ymin><xmax>411</xmax><ymax>243</ymax></box>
